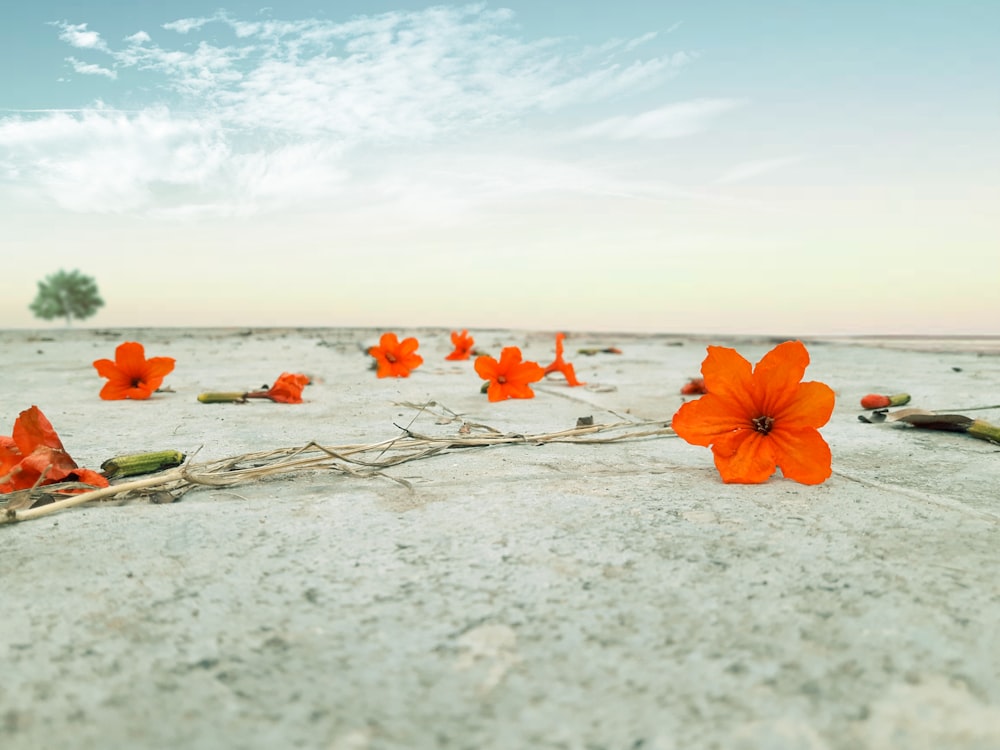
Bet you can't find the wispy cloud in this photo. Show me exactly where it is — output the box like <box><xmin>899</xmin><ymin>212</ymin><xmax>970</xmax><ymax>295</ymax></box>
<box><xmin>716</xmin><ymin>155</ymin><xmax>804</xmax><ymax>184</ymax></box>
<box><xmin>3</xmin><ymin>7</ymin><xmax>700</xmax><ymax>216</ymax></box>
<box><xmin>66</xmin><ymin>57</ymin><xmax>117</xmax><ymax>79</ymax></box>
<box><xmin>574</xmin><ymin>98</ymin><xmax>744</xmax><ymax>140</ymax></box>
<box><xmin>53</xmin><ymin>21</ymin><xmax>107</xmax><ymax>50</ymax></box>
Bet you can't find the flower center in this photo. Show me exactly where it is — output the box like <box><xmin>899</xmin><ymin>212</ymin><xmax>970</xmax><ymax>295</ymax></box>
<box><xmin>385</xmin><ymin>353</ymin><xmax>397</xmax><ymax>363</ymax></box>
<box><xmin>752</xmin><ymin>415</ymin><xmax>775</xmax><ymax>434</ymax></box>
<box><xmin>131</xmin><ymin>378</ymin><xmax>143</xmax><ymax>388</ymax></box>
<box><xmin>497</xmin><ymin>375</ymin><xmax>507</xmax><ymax>384</ymax></box>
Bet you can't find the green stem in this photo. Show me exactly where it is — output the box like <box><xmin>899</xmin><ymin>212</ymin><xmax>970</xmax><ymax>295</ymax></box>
<box><xmin>197</xmin><ymin>391</ymin><xmax>249</xmax><ymax>403</ymax></box>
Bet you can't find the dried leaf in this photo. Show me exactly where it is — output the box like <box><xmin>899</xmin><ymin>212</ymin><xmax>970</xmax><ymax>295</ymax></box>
<box><xmin>887</xmin><ymin>409</ymin><xmax>974</xmax><ymax>432</ymax></box>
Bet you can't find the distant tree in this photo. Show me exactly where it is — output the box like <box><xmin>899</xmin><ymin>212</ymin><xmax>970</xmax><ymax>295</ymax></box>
<box><xmin>29</xmin><ymin>269</ymin><xmax>105</xmax><ymax>326</ymax></box>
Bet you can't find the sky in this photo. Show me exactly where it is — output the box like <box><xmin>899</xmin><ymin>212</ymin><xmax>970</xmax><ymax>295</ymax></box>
<box><xmin>1</xmin><ymin>1</ymin><xmax>998</xmax><ymax>335</ymax></box>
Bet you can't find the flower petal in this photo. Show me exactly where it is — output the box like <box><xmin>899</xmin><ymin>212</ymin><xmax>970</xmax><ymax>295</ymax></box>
<box><xmin>700</xmin><ymin>346</ymin><xmax>757</xmax><ymax>415</ymax></box>
<box><xmin>776</xmin><ymin>381</ymin><xmax>835</xmax><ymax>430</ymax></box>
<box><xmin>143</xmin><ymin>356</ymin><xmax>176</xmax><ymax>382</ymax></box>
<box><xmin>474</xmin><ymin>355</ymin><xmax>498</xmax><ymax>380</ymax></box>
<box><xmin>93</xmin><ymin>358</ymin><xmax>121</xmax><ymax>379</ymax></box>
<box><xmin>12</xmin><ymin>405</ymin><xmax>65</xmax><ymax>455</ymax></box>
<box><xmin>397</xmin><ymin>337</ymin><xmax>420</xmax><ymax>358</ymax></box>
<box><xmin>509</xmin><ymin>360</ymin><xmax>544</xmax><ymax>386</ymax></box>
<box><xmin>711</xmin><ymin>431</ymin><xmax>777</xmax><ymax>484</ymax></box>
<box><xmin>497</xmin><ymin>346</ymin><xmax>523</xmax><ymax>371</ymax></box>
<box><xmin>769</xmin><ymin>426</ymin><xmax>832</xmax><ymax>485</ymax></box>
<box><xmin>672</xmin><ymin>394</ymin><xmax>750</xmax><ymax>447</ymax></box>
<box><xmin>114</xmin><ymin>342</ymin><xmax>148</xmax><ymax>376</ymax></box>
<box><xmin>752</xmin><ymin>340</ymin><xmax>809</xmax><ymax>416</ymax></box>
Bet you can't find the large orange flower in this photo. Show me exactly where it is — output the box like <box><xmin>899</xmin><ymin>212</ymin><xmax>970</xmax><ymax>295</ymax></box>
<box><xmin>671</xmin><ymin>340</ymin><xmax>835</xmax><ymax>485</ymax></box>
<box><xmin>93</xmin><ymin>341</ymin><xmax>175</xmax><ymax>400</ymax></box>
<box><xmin>369</xmin><ymin>333</ymin><xmax>423</xmax><ymax>378</ymax></box>
<box><xmin>543</xmin><ymin>332</ymin><xmax>585</xmax><ymax>387</ymax></box>
<box><xmin>445</xmin><ymin>330</ymin><xmax>475</xmax><ymax>361</ymax></box>
<box><xmin>0</xmin><ymin>406</ymin><xmax>109</xmax><ymax>493</ymax></box>
<box><xmin>475</xmin><ymin>346</ymin><xmax>545</xmax><ymax>402</ymax></box>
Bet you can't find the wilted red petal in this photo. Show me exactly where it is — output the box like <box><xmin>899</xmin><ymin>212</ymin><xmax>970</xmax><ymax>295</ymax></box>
<box><xmin>12</xmin><ymin>405</ymin><xmax>65</xmax><ymax>455</ymax></box>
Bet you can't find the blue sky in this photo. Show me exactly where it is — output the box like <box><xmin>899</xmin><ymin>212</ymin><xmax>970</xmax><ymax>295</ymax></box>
<box><xmin>2</xmin><ymin>1</ymin><xmax>998</xmax><ymax>334</ymax></box>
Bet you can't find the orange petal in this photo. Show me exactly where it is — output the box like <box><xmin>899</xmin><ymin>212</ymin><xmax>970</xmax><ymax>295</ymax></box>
<box><xmin>398</xmin><ymin>337</ymin><xmax>420</xmax><ymax>358</ymax></box>
<box><xmin>114</xmin><ymin>342</ymin><xmax>148</xmax><ymax>376</ymax></box>
<box><xmin>509</xmin><ymin>360</ymin><xmax>544</xmax><ymax>385</ymax></box>
<box><xmin>12</xmin><ymin>406</ymin><xmax>65</xmax><ymax>455</ymax></box>
<box><xmin>769</xmin><ymin>426</ymin><xmax>832</xmax><ymax>485</ymax></box>
<box><xmin>752</xmin><ymin>340</ymin><xmax>810</xmax><ymax>416</ymax></box>
<box><xmin>92</xmin><ymin>358</ymin><xmax>121</xmax><ymax>379</ymax></box>
<box><xmin>474</xmin><ymin>355</ymin><xmax>499</xmax><ymax>380</ymax></box>
<box><xmin>503</xmin><ymin>382</ymin><xmax>536</xmax><ymax>399</ymax></box>
<box><xmin>497</xmin><ymin>346</ymin><xmax>523</xmax><ymax>371</ymax></box>
<box><xmin>99</xmin><ymin>381</ymin><xmax>134</xmax><ymax>400</ymax></box>
<box><xmin>671</xmin><ymin>394</ymin><xmax>751</xmax><ymax>448</ymax></box>
<box><xmin>777</xmin><ymin>381</ymin><xmax>836</xmax><ymax>430</ymax></box>
<box><xmin>144</xmin><ymin>356</ymin><xmax>176</xmax><ymax>381</ymax></box>
<box><xmin>486</xmin><ymin>383</ymin><xmax>509</xmax><ymax>401</ymax></box>
<box><xmin>699</xmin><ymin>346</ymin><xmax>756</xmax><ymax>414</ymax></box>
<box><xmin>711</xmin><ymin>431</ymin><xmax>777</xmax><ymax>484</ymax></box>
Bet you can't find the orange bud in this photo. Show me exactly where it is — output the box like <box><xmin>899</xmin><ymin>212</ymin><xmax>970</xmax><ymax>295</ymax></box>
<box><xmin>861</xmin><ymin>394</ymin><xmax>891</xmax><ymax>409</ymax></box>
<box><xmin>861</xmin><ymin>392</ymin><xmax>910</xmax><ymax>409</ymax></box>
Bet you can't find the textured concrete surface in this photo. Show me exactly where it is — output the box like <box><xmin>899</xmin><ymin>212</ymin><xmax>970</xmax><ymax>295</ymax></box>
<box><xmin>2</xmin><ymin>327</ymin><xmax>999</xmax><ymax>750</ymax></box>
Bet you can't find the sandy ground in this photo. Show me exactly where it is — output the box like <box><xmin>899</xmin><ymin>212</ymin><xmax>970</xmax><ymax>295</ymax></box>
<box><xmin>2</xmin><ymin>327</ymin><xmax>999</xmax><ymax>750</ymax></box>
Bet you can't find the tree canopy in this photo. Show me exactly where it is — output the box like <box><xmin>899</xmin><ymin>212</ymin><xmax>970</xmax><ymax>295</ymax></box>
<box><xmin>29</xmin><ymin>269</ymin><xmax>104</xmax><ymax>326</ymax></box>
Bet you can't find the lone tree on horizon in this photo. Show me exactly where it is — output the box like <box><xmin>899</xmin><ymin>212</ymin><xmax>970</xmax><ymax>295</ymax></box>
<box><xmin>29</xmin><ymin>269</ymin><xmax>105</xmax><ymax>326</ymax></box>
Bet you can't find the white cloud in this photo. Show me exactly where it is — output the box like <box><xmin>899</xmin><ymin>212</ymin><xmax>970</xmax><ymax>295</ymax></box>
<box><xmin>54</xmin><ymin>21</ymin><xmax>106</xmax><ymax>50</ymax></box>
<box><xmin>5</xmin><ymin>6</ymin><xmax>701</xmax><ymax>216</ymax></box>
<box><xmin>574</xmin><ymin>98</ymin><xmax>744</xmax><ymax>140</ymax></box>
<box><xmin>66</xmin><ymin>57</ymin><xmax>117</xmax><ymax>79</ymax></box>
<box><xmin>0</xmin><ymin>109</ymin><xmax>228</xmax><ymax>212</ymax></box>
<box><xmin>716</xmin><ymin>155</ymin><xmax>804</xmax><ymax>184</ymax></box>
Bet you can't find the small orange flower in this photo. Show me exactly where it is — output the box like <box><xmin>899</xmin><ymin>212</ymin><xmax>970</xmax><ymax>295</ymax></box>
<box><xmin>475</xmin><ymin>347</ymin><xmax>545</xmax><ymax>402</ymax></box>
<box><xmin>0</xmin><ymin>406</ymin><xmax>109</xmax><ymax>493</ymax></box>
<box><xmin>680</xmin><ymin>377</ymin><xmax>707</xmax><ymax>395</ymax></box>
<box><xmin>671</xmin><ymin>340</ymin><xmax>835</xmax><ymax>485</ymax></box>
<box><xmin>445</xmin><ymin>330</ymin><xmax>475</xmax><ymax>361</ymax></box>
<box><xmin>197</xmin><ymin>372</ymin><xmax>310</xmax><ymax>403</ymax></box>
<box><xmin>93</xmin><ymin>341</ymin><xmax>175</xmax><ymax>400</ymax></box>
<box><xmin>369</xmin><ymin>333</ymin><xmax>423</xmax><ymax>378</ymax></box>
<box><xmin>248</xmin><ymin>372</ymin><xmax>310</xmax><ymax>403</ymax></box>
<box><xmin>543</xmin><ymin>333</ymin><xmax>585</xmax><ymax>387</ymax></box>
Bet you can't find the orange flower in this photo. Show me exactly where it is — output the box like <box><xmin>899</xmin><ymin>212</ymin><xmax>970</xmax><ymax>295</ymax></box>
<box><xmin>0</xmin><ymin>406</ymin><xmax>109</xmax><ymax>493</ymax></box>
<box><xmin>542</xmin><ymin>332</ymin><xmax>585</xmax><ymax>386</ymax></box>
<box><xmin>671</xmin><ymin>340</ymin><xmax>835</xmax><ymax>485</ymax></box>
<box><xmin>93</xmin><ymin>341</ymin><xmax>175</xmax><ymax>400</ymax></box>
<box><xmin>475</xmin><ymin>346</ymin><xmax>545</xmax><ymax>402</ymax></box>
<box><xmin>369</xmin><ymin>333</ymin><xmax>423</xmax><ymax>378</ymax></box>
<box><xmin>248</xmin><ymin>372</ymin><xmax>311</xmax><ymax>403</ymax></box>
<box><xmin>680</xmin><ymin>377</ymin><xmax>707</xmax><ymax>395</ymax></box>
<box><xmin>197</xmin><ymin>372</ymin><xmax>310</xmax><ymax>403</ymax></box>
<box><xmin>445</xmin><ymin>330</ymin><xmax>475</xmax><ymax>361</ymax></box>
